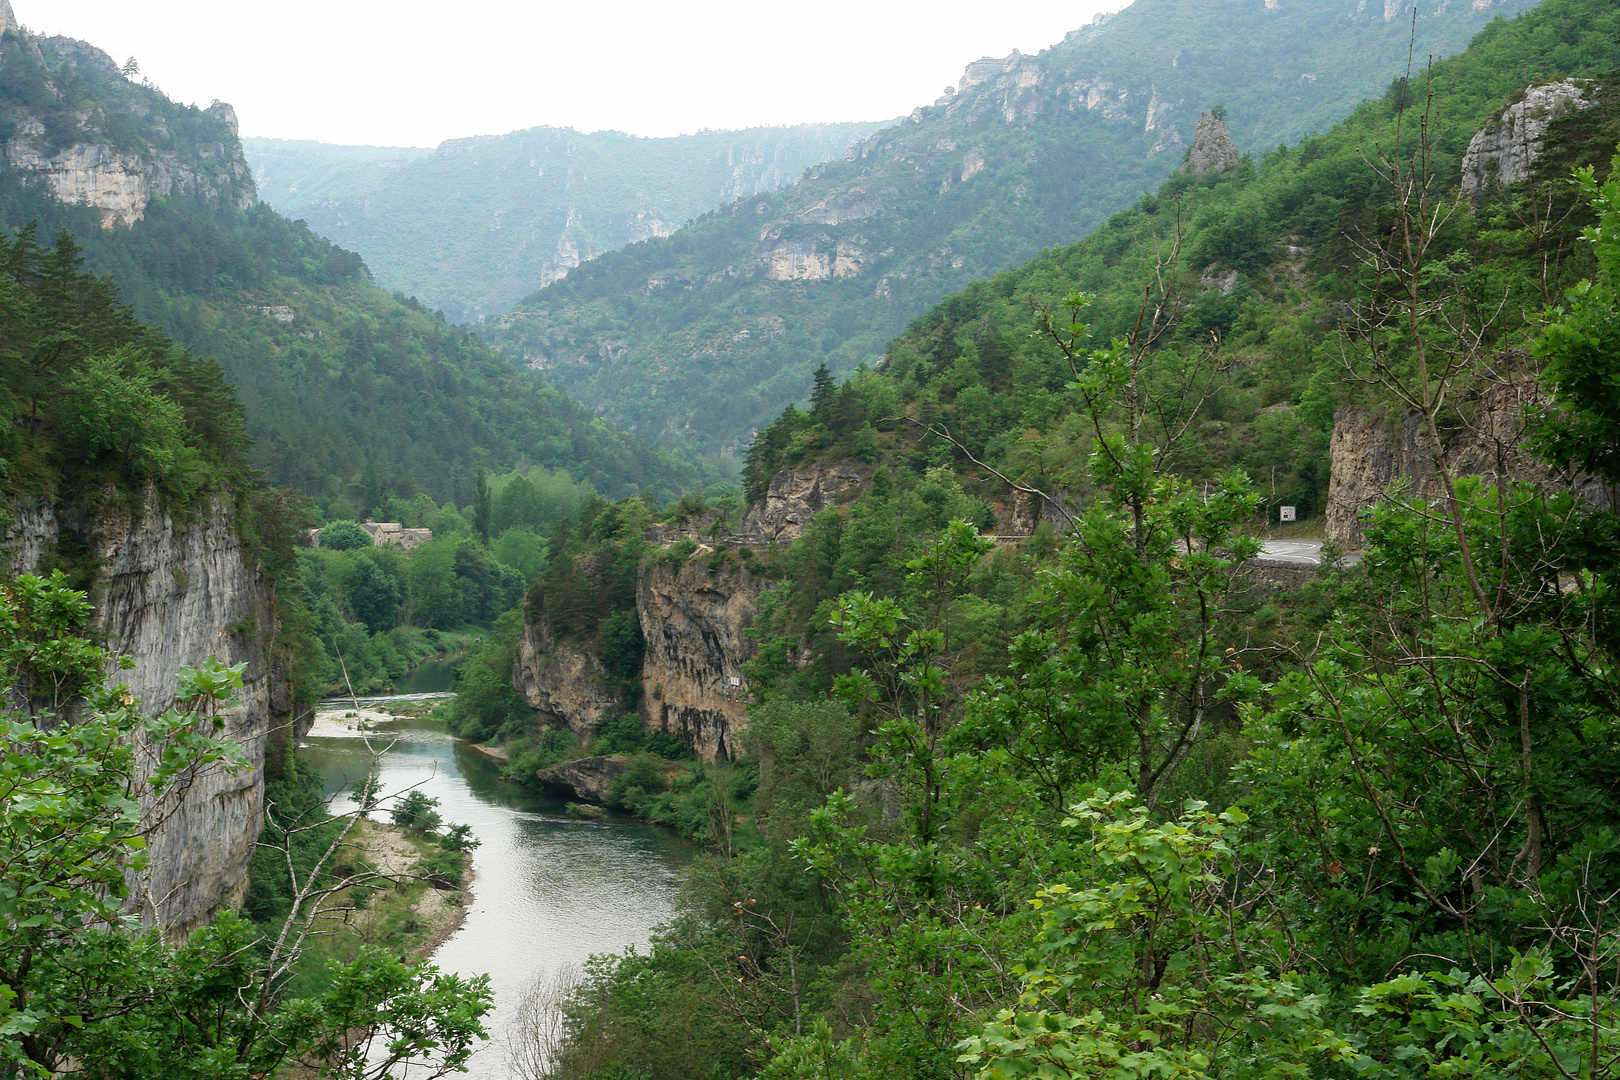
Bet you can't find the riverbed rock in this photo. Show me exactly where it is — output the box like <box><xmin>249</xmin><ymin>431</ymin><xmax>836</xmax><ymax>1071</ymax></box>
<box><xmin>536</xmin><ymin>755</ymin><xmax>631</xmax><ymax>803</ymax></box>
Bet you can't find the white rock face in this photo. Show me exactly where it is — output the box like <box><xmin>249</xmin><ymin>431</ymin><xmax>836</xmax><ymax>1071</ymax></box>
<box><xmin>1</xmin><ymin>30</ymin><xmax>255</xmax><ymax>228</ymax></box>
<box><xmin>1182</xmin><ymin>112</ymin><xmax>1241</xmax><ymax>177</ymax></box>
<box><xmin>514</xmin><ymin>615</ymin><xmax>619</xmax><ymax>742</ymax></box>
<box><xmin>1459</xmin><ymin>80</ymin><xmax>1590</xmax><ymax>196</ymax></box>
<box><xmin>638</xmin><ymin>554</ymin><xmax>763</xmax><ymax>763</ymax></box>
<box><xmin>4</xmin><ymin>139</ymin><xmax>150</xmax><ymax>227</ymax></box>
<box><xmin>1</xmin><ymin>492</ymin><xmax>284</xmax><ymax>937</ymax></box>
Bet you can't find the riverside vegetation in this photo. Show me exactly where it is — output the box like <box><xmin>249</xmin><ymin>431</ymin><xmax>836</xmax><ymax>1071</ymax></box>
<box><xmin>0</xmin><ymin>226</ymin><xmax>494</xmax><ymax>1072</ymax></box>
<box><xmin>5</xmin><ymin>0</ymin><xmax>1620</xmax><ymax>1076</ymax></box>
<box><xmin>474</xmin><ymin>2</ymin><xmax>1620</xmax><ymax>1078</ymax></box>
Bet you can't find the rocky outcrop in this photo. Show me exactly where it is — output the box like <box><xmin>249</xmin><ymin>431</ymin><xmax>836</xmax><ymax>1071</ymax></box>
<box><xmin>4</xmin><ymin>133</ymin><xmax>147</xmax><ymax>228</ymax></box>
<box><xmin>0</xmin><ymin>491</ymin><xmax>289</xmax><ymax>937</ymax></box>
<box><xmin>1460</xmin><ymin>80</ymin><xmax>1591</xmax><ymax>197</ymax></box>
<box><xmin>2</xmin><ymin>32</ymin><xmax>255</xmax><ymax>228</ymax></box>
<box><xmin>535</xmin><ymin>755</ymin><xmax>630</xmax><ymax>803</ymax></box>
<box><xmin>1182</xmin><ymin>112</ymin><xmax>1240</xmax><ymax>177</ymax></box>
<box><xmin>738</xmin><ymin>462</ymin><xmax>869</xmax><ymax>544</ymax></box>
<box><xmin>992</xmin><ymin>489</ymin><xmax>1072</xmax><ymax>536</ymax></box>
<box><xmin>515</xmin><ymin>615</ymin><xmax>620</xmax><ymax>742</ymax></box>
<box><xmin>639</xmin><ymin>550</ymin><xmax>764</xmax><ymax>763</ymax></box>
<box><xmin>1326</xmin><ymin>367</ymin><xmax>1613</xmax><ymax>548</ymax></box>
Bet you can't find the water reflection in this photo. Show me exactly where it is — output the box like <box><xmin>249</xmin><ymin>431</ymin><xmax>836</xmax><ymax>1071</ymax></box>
<box><xmin>302</xmin><ymin>701</ymin><xmax>691</xmax><ymax>1078</ymax></box>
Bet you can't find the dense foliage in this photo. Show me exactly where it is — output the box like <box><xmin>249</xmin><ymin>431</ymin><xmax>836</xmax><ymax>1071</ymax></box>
<box><xmin>746</xmin><ymin>0</ymin><xmax>1620</xmax><ymax>521</ymax></box>
<box><xmin>486</xmin><ymin>0</ymin><xmax>1538</xmax><ymax>459</ymax></box>
<box><xmin>0</xmin><ymin>29</ymin><xmax>698</xmax><ymax>507</ymax></box>
<box><xmin>522</xmin><ymin>5</ymin><xmax>1620</xmax><ymax>1079</ymax></box>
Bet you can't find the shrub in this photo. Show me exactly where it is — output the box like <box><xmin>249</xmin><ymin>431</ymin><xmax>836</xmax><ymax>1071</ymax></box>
<box><xmin>319</xmin><ymin>520</ymin><xmax>372</xmax><ymax>550</ymax></box>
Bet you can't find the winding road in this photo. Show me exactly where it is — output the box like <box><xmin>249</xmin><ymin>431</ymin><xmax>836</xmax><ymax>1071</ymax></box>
<box><xmin>1257</xmin><ymin>540</ymin><xmax>1359</xmax><ymax>567</ymax></box>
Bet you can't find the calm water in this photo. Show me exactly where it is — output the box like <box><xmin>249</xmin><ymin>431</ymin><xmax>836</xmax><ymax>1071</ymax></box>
<box><xmin>394</xmin><ymin>656</ymin><xmax>459</xmax><ymax>694</ymax></box>
<box><xmin>302</xmin><ymin>697</ymin><xmax>691</xmax><ymax>1078</ymax></box>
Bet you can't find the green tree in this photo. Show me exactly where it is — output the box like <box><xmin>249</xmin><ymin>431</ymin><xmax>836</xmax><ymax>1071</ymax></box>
<box><xmin>318</xmin><ymin>519</ymin><xmax>372</xmax><ymax>550</ymax></box>
<box><xmin>494</xmin><ymin>473</ymin><xmax>545</xmax><ymax>533</ymax></box>
<box><xmin>493</xmin><ymin>525</ymin><xmax>548</xmax><ymax>582</ymax></box>
<box><xmin>473</xmin><ymin>466</ymin><xmax>493</xmax><ymax>547</ymax></box>
<box><xmin>0</xmin><ymin>572</ymin><xmax>491</xmax><ymax>1076</ymax></box>
<box><xmin>390</xmin><ymin>789</ymin><xmax>444</xmax><ymax>834</ymax></box>
<box><xmin>1536</xmin><ymin>149</ymin><xmax>1620</xmax><ymax>482</ymax></box>
<box><xmin>958</xmin><ymin>793</ymin><xmax>1352</xmax><ymax>1080</ymax></box>
<box><xmin>405</xmin><ymin>539</ymin><xmax>462</xmax><ymax>629</ymax></box>
<box><xmin>57</xmin><ymin>346</ymin><xmax>200</xmax><ymax>491</ymax></box>
<box><xmin>344</xmin><ymin>554</ymin><xmax>401</xmax><ymax>632</ymax></box>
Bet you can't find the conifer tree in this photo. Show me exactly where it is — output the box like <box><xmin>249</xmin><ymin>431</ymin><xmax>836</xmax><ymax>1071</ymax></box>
<box><xmin>473</xmin><ymin>466</ymin><xmax>492</xmax><ymax>547</ymax></box>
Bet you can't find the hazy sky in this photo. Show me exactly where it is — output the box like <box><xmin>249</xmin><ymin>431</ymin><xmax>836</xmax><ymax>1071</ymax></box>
<box><xmin>24</xmin><ymin>1</ymin><xmax>1122</xmax><ymax>148</ymax></box>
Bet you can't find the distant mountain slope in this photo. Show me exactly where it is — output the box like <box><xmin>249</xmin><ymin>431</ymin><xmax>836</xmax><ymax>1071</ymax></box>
<box><xmin>485</xmin><ymin>0</ymin><xmax>1538</xmax><ymax>459</ymax></box>
<box><xmin>245</xmin><ymin>123</ymin><xmax>890</xmax><ymax>323</ymax></box>
<box><xmin>743</xmin><ymin>0</ymin><xmax>1620</xmax><ymax>528</ymax></box>
<box><xmin>0</xmin><ymin>25</ymin><xmax>694</xmax><ymax>507</ymax></box>
<box><xmin>241</xmin><ymin>138</ymin><xmax>433</xmax><ymax>209</ymax></box>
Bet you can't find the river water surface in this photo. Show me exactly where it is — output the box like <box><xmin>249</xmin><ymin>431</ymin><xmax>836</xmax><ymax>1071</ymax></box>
<box><xmin>301</xmin><ymin>694</ymin><xmax>692</xmax><ymax>1078</ymax></box>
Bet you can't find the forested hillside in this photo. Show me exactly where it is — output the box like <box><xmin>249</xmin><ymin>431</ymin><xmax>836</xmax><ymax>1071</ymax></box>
<box><xmin>747</xmin><ymin>0</ymin><xmax>1620</xmax><ymax>525</ymax></box>
<box><xmin>486</xmin><ymin>0</ymin><xmax>1537</xmax><ymax>460</ymax></box>
<box><xmin>0</xmin><ymin>28</ymin><xmax>695</xmax><ymax>509</ymax></box>
<box><xmin>246</xmin><ymin>122</ymin><xmax>890</xmax><ymax>323</ymax></box>
<box><xmin>497</xmin><ymin>0</ymin><xmax>1620</xmax><ymax>1076</ymax></box>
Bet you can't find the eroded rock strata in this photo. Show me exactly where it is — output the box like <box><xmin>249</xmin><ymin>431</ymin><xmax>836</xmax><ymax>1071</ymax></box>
<box><xmin>1</xmin><ymin>491</ymin><xmax>291</xmax><ymax>936</ymax></box>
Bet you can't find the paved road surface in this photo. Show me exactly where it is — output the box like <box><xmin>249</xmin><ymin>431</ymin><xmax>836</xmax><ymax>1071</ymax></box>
<box><xmin>1257</xmin><ymin>540</ymin><xmax>1359</xmax><ymax>567</ymax></box>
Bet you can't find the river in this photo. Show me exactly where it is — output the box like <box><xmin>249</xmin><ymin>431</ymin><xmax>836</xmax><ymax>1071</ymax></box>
<box><xmin>300</xmin><ymin>693</ymin><xmax>692</xmax><ymax>1078</ymax></box>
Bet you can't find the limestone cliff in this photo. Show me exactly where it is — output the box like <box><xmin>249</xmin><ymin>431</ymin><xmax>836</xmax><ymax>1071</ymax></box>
<box><xmin>738</xmin><ymin>462</ymin><xmax>869</xmax><ymax>544</ymax></box>
<box><xmin>0</xmin><ymin>491</ymin><xmax>291</xmax><ymax>937</ymax></box>
<box><xmin>513</xmin><ymin>539</ymin><xmax>766</xmax><ymax>766</ymax></box>
<box><xmin>1326</xmin><ymin>367</ymin><xmax>1613</xmax><ymax>549</ymax></box>
<box><xmin>514</xmin><ymin>615</ymin><xmax>620</xmax><ymax>741</ymax></box>
<box><xmin>638</xmin><ymin>550</ymin><xmax>764</xmax><ymax>763</ymax></box>
<box><xmin>1460</xmin><ymin>80</ymin><xmax>1591</xmax><ymax>197</ymax></box>
<box><xmin>1182</xmin><ymin>112</ymin><xmax>1240</xmax><ymax>177</ymax></box>
<box><xmin>0</xmin><ymin>27</ymin><xmax>255</xmax><ymax>228</ymax></box>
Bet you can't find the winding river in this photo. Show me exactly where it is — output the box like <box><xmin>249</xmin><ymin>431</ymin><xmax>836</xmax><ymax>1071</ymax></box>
<box><xmin>300</xmin><ymin>686</ymin><xmax>691</xmax><ymax>1078</ymax></box>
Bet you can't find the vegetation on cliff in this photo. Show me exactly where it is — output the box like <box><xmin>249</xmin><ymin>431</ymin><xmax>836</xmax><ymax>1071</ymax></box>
<box><xmin>485</xmin><ymin>0</ymin><xmax>1539</xmax><ymax>459</ymax></box>
<box><xmin>515</xmin><ymin>4</ymin><xmax>1620</xmax><ymax>1077</ymax></box>
<box><xmin>0</xmin><ymin>573</ymin><xmax>492</xmax><ymax>1078</ymax></box>
<box><xmin>747</xmin><ymin>0</ymin><xmax>1620</xmax><ymax>523</ymax></box>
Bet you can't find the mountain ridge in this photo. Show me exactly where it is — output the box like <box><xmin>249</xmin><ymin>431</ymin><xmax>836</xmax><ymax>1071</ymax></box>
<box><xmin>484</xmin><ymin>0</ymin><xmax>1538</xmax><ymax>460</ymax></box>
<box><xmin>0</xmin><ymin>21</ymin><xmax>697</xmax><ymax>506</ymax></box>
<box><xmin>245</xmin><ymin>121</ymin><xmax>892</xmax><ymax>323</ymax></box>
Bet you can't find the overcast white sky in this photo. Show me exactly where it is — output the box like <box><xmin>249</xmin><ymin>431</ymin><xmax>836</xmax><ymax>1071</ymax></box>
<box><xmin>23</xmin><ymin>1</ymin><xmax>1121</xmax><ymax>148</ymax></box>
